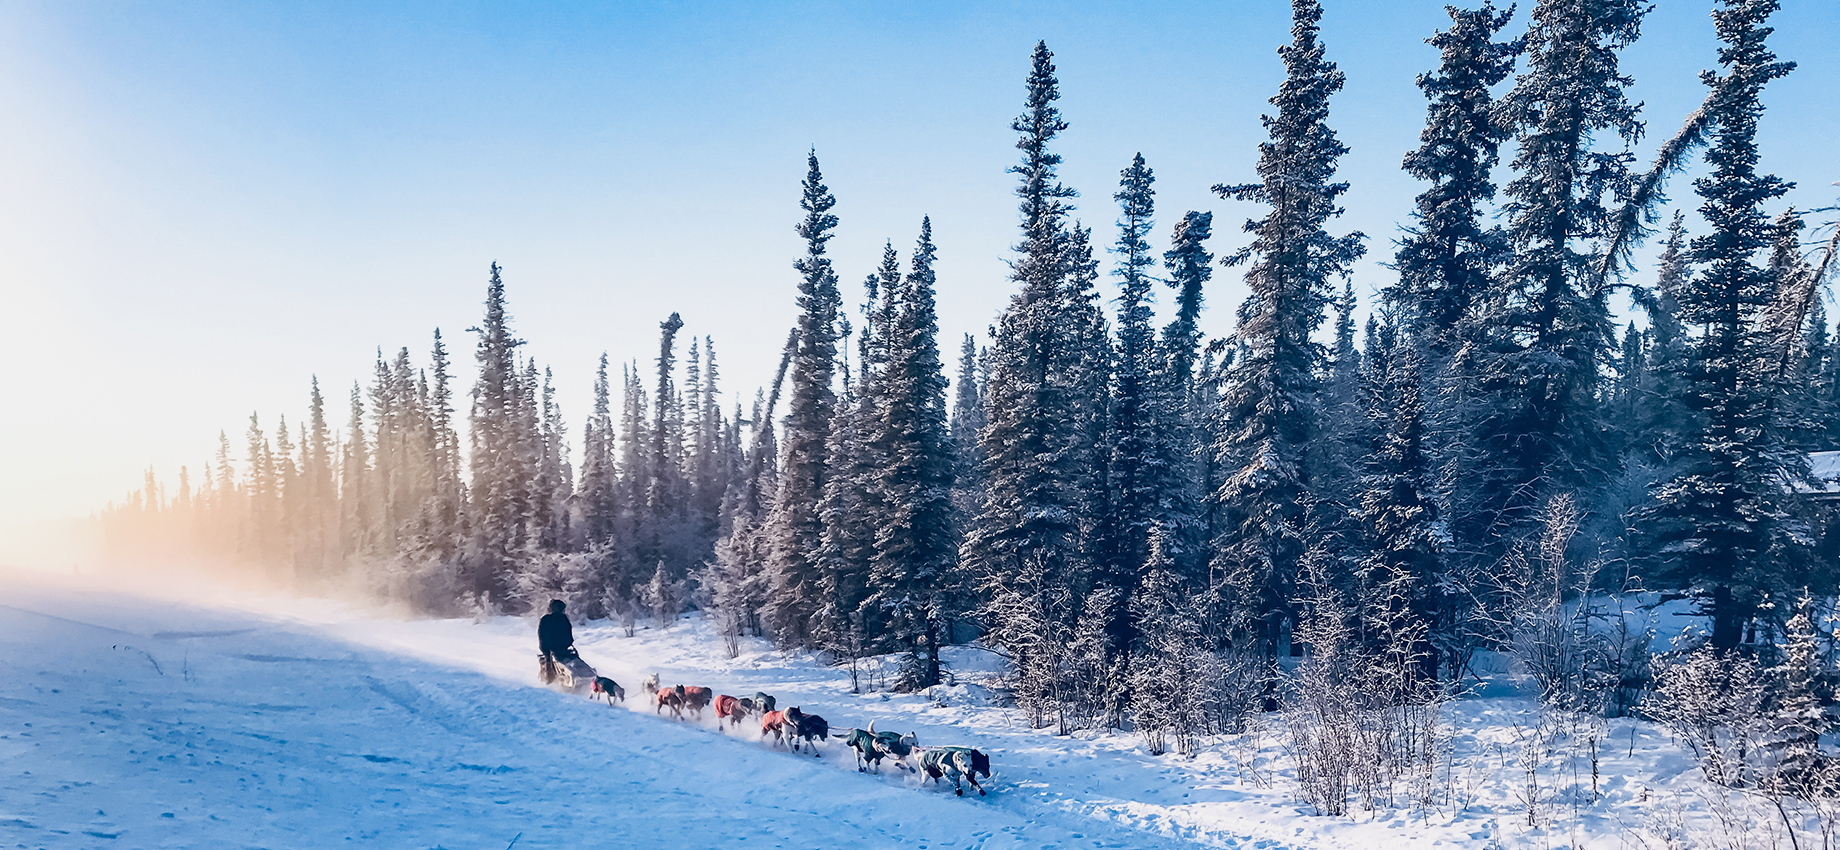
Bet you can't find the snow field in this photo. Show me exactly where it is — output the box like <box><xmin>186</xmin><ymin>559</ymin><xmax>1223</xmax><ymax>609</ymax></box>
<box><xmin>1</xmin><ymin>568</ymin><xmax>1812</xmax><ymax>849</ymax></box>
<box><xmin>0</xmin><ymin>573</ymin><xmax>1207</xmax><ymax>849</ymax></box>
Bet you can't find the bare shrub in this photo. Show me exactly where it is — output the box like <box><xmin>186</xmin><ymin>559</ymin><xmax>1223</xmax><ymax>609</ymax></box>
<box><xmin>1129</xmin><ymin>528</ymin><xmax>1261</xmax><ymax>756</ymax></box>
<box><xmin>1283</xmin><ymin>554</ymin><xmax>1446</xmax><ymax>816</ymax></box>
<box><xmin>1648</xmin><ymin>647</ymin><xmax>1774</xmax><ymax>788</ymax></box>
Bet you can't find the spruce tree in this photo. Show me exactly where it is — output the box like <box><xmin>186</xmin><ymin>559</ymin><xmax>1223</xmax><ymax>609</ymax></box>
<box><xmin>1148</xmin><ymin>211</ymin><xmax>1214</xmax><ymax>583</ymax></box>
<box><xmin>1102</xmin><ymin>154</ymin><xmax>1162</xmax><ymax>601</ymax></box>
<box><xmin>1458</xmin><ymin>0</ymin><xmax>1646</xmax><ymax>563</ymax></box>
<box><xmin>964</xmin><ymin>42</ymin><xmax>1101</xmax><ymax>716</ymax></box>
<box><xmin>1161</xmin><ymin>211</ymin><xmax>1214</xmax><ymax>391</ymax></box>
<box><xmin>1647</xmin><ymin>0</ymin><xmax>1798</xmax><ymax>650</ymax></box>
<box><xmin>426</xmin><ymin>328</ymin><xmax>463</xmax><ymax>557</ymax></box>
<box><xmin>1632</xmin><ymin>213</ymin><xmax>1693</xmax><ymax>467</ymax></box>
<box><xmin>867</xmin><ymin>218</ymin><xmax>957</xmax><ymax>688</ymax></box>
<box><xmin>245</xmin><ymin>413</ymin><xmax>276</xmax><ymax>566</ymax></box>
<box><xmin>303</xmin><ymin>377</ymin><xmax>336</xmax><ymax>577</ymax></box>
<box><xmin>645</xmin><ymin>313</ymin><xmax>687</xmax><ymax>576</ymax></box>
<box><xmin>467</xmin><ymin>262</ymin><xmax>527</xmax><ymax>607</ymax></box>
<box><xmin>766</xmin><ymin>152</ymin><xmax>843</xmax><ymax>646</ymax></box>
<box><xmin>815</xmin><ymin>254</ymin><xmax>890</xmax><ymax>653</ymax></box>
<box><xmin>533</xmin><ymin>366</ymin><xmax>572</xmax><ymax>552</ymax></box>
<box><xmin>690</xmin><ymin>336</ymin><xmax>726</xmax><ymax>552</ymax></box>
<box><xmin>272</xmin><ymin>414</ymin><xmax>299</xmax><ymax>577</ymax></box>
<box><xmin>1356</xmin><ymin>321</ymin><xmax>1445</xmax><ymax>680</ymax></box>
<box><xmin>342</xmin><ymin>382</ymin><xmax>370</xmax><ymax>557</ymax></box>
<box><xmin>1390</xmin><ymin>1</ymin><xmax>1519</xmax><ymax>352</ymax></box>
<box><xmin>580</xmin><ymin>354</ymin><xmax>619</xmax><ymax>547</ymax></box>
<box><xmin>1209</xmin><ymin>0</ymin><xmax>1366</xmax><ymax>656</ymax></box>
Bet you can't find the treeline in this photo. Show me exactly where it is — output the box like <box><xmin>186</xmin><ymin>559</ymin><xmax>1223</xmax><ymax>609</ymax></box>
<box><xmin>105</xmin><ymin>0</ymin><xmax>1840</xmax><ymax>752</ymax></box>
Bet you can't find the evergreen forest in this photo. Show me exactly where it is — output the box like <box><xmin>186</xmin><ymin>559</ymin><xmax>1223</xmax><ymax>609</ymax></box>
<box><xmin>100</xmin><ymin>0</ymin><xmax>1840</xmax><ymax>788</ymax></box>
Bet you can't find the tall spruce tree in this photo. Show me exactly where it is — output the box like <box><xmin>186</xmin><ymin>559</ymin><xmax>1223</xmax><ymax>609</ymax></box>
<box><xmin>1154</xmin><ymin>210</ymin><xmax>1214</xmax><ymax>578</ymax></box>
<box><xmin>467</xmin><ymin>262</ymin><xmax>527</xmax><ymax>607</ymax></box>
<box><xmin>533</xmin><ymin>366</ymin><xmax>572</xmax><ymax>552</ymax></box>
<box><xmin>303</xmin><ymin>377</ymin><xmax>336</xmax><ymax>577</ymax></box>
<box><xmin>964</xmin><ymin>42</ymin><xmax>1105</xmax><ymax>716</ymax></box>
<box><xmin>1161</xmin><ymin>211</ymin><xmax>1214</xmax><ymax>391</ymax></box>
<box><xmin>1457</xmin><ymin>0</ymin><xmax>1646</xmax><ymax>566</ymax></box>
<box><xmin>1356</xmin><ymin>319</ymin><xmax>1445</xmax><ymax>680</ymax></box>
<box><xmin>1209</xmin><ymin>0</ymin><xmax>1366</xmax><ymax>656</ymax></box>
<box><xmin>766</xmin><ymin>152</ymin><xmax>844</xmax><ymax>646</ymax></box>
<box><xmin>1650</xmin><ymin>0</ymin><xmax>1800</xmax><ymax>649</ymax></box>
<box><xmin>867</xmin><ymin>218</ymin><xmax>957</xmax><ymax>688</ymax></box>
<box><xmin>646</xmin><ymin>313</ymin><xmax>688</xmax><ymax>577</ymax></box>
<box><xmin>580</xmin><ymin>354</ymin><xmax>619</xmax><ymax>546</ymax></box>
<box><xmin>342</xmin><ymin>382</ymin><xmax>370</xmax><ymax>557</ymax></box>
<box><xmin>425</xmin><ymin>329</ymin><xmax>463</xmax><ymax>559</ymax></box>
<box><xmin>815</xmin><ymin>252</ymin><xmax>893</xmax><ymax>653</ymax></box>
<box><xmin>1648</xmin><ymin>0</ymin><xmax>1788</xmax><ymax>651</ymax></box>
<box><xmin>1103</xmin><ymin>154</ymin><xmax>1162</xmax><ymax>602</ymax></box>
<box><xmin>1632</xmin><ymin>213</ymin><xmax>1693</xmax><ymax>467</ymax></box>
<box><xmin>1390</xmin><ymin>2</ymin><xmax>1519</xmax><ymax>352</ymax></box>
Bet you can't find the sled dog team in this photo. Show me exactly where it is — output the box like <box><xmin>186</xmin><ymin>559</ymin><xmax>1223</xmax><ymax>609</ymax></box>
<box><xmin>583</xmin><ymin>670</ymin><xmax>990</xmax><ymax>796</ymax></box>
<box><xmin>540</xmin><ymin>599</ymin><xmax>990</xmax><ymax>796</ymax></box>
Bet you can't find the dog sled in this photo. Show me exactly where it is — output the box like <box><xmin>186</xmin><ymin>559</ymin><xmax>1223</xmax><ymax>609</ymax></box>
<box><xmin>539</xmin><ymin>651</ymin><xmax>598</xmax><ymax>695</ymax></box>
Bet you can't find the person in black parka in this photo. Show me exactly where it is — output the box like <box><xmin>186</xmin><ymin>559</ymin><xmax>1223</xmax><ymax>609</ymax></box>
<box><xmin>538</xmin><ymin>599</ymin><xmax>576</xmax><ymax>663</ymax></box>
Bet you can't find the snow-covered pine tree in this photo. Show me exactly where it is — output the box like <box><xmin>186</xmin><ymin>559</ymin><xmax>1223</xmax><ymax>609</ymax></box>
<box><xmin>1771</xmin><ymin>591</ymin><xmax>1826</xmax><ymax>777</ymax></box>
<box><xmin>1647</xmin><ymin>0</ymin><xmax>1801</xmax><ymax>651</ymax></box>
<box><xmin>1064</xmin><ymin>222</ymin><xmax>1114</xmax><ymax>575</ymax></box>
<box><xmin>690</xmin><ymin>337</ymin><xmax>726</xmax><ymax>557</ymax></box>
<box><xmin>506</xmin><ymin>357</ymin><xmax>544</xmax><ymax>587</ymax></box>
<box><xmin>1609</xmin><ymin>321</ymin><xmax>1646</xmax><ymax>446</ymax></box>
<box><xmin>580</xmin><ymin>354</ymin><xmax>619</xmax><ymax>546</ymax></box>
<box><xmin>1152</xmin><ymin>210</ymin><xmax>1215</xmax><ymax>581</ymax></box>
<box><xmin>708</xmin><ymin>329</ymin><xmax>799</xmax><ymax>640</ymax></box>
<box><xmin>1310</xmin><ymin>283</ymin><xmax>1370</xmax><ymax>589</ymax></box>
<box><xmin>425</xmin><ymin>329</ymin><xmax>464</xmax><ymax>560</ymax></box>
<box><xmin>1129</xmin><ymin>525</ymin><xmax>1208</xmax><ymax>755</ymax></box>
<box><xmin>394</xmin><ymin>349</ymin><xmax>435</xmax><ymax>554</ymax></box>
<box><xmin>766</xmin><ymin>152</ymin><xmax>844</xmax><ymax>647</ymax></box>
<box><xmin>1455</xmin><ymin>0</ymin><xmax>1645</xmax><ymax>568</ymax></box>
<box><xmin>644</xmin><ymin>313</ymin><xmax>690</xmax><ymax>578</ymax></box>
<box><xmin>1209</xmin><ymin>0</ymin><xmax>1366</xmax><ymax>657</ymax></box>
<box><xmin>1356</xmin><ymin>318</ymin><xmax>1445</xmax><ymax>681</ymax></box>
<box><xmin>866</xmin><ymin>218</ymin><xmax>957</xmax><ymax>689</ymax></box>
<box><xmin>949</xmin><ymin>333</ymin><xmax>986</xmax><ymax>524</ymax></box>
<box><xmin>244</xmin><ymin>413</ymin><xmax>277</xmax><ymax>566</ymax></box>
<box><xmin>369</xmin><ymin>350</ymin><xmax>403</xmax><ymax>554</ymax></box>
<box><xmin>1631</xmin><ymin>212</ymin><xmax>1693</xmax><ymax>468</ymax></box>
<box><xmin>1389</xmin><ymin>1</ymin><xmax>1518</xmax><ymax>354</ymax></box>
<box><xmin>532</xmin><ymin>366</ymin><xmax>572</xmax><ymax>552</ymax></box>
<box><xmin>814</xmin><ymin>276</ymin><xmax>883</xmax><ymax>654</ymax></box>
<box><xmin>1101</xmin><ymin>154</ymin><xmax>1161</xmax><ymax>611</ymax></box>
<box><xmin>272</xmin><ymin>414</ymin><xmax>299</xmax><ymax>578</ymax></box>
<box><xmin>302</xmin><ymin>377</ymin><xmax>336</xmax><ymax>578</ymax></box>
<box><xmin>1160</xmin><ymin>211</ymin><xmax>1213</xmax><ymax>392</ymax></box>
<box><xmin>1792</xmin><ymin>299</ymin><xmax>1835</xmax><ymax>451</ymax></box>
<box><xmin>466</xmin><ymin>262</ymin><xmax>528</xmax><ymax>609</ymax></box>
<box><xmin>341</xmin><ymin>382</ymin><xmax>371</xmax><ymax>558</ymax></box>
<box><xmin>965</xmin><ymin>42</ymin><xmax>1108</xmax><ymax>713</ymax></box>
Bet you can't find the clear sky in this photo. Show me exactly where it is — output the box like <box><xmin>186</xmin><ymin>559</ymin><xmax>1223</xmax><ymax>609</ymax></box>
<box><xmin>2</xmin><ymin>1</ymin><xmax>1836</xmax><ymax>551</ymax></box>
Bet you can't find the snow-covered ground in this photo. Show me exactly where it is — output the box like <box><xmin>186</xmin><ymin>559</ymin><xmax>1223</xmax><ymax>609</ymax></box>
<box><xmin>0</xmin><ymin>568</ymin><xmax>1807</xmax><ymax>848</ymax></box>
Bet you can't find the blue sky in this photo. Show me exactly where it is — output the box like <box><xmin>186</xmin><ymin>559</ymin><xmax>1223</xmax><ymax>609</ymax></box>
<box><xmin>2</xmin><ymin>0</ymin><xmax>1836</xmax><ymax>542</ymax></box>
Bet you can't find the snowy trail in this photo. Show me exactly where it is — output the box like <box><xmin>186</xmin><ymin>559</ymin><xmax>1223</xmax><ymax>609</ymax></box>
<box><xmin>0</xmin><ymin>576</ymin><xmax>1248</xmax><ymax>849</ymax></box>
